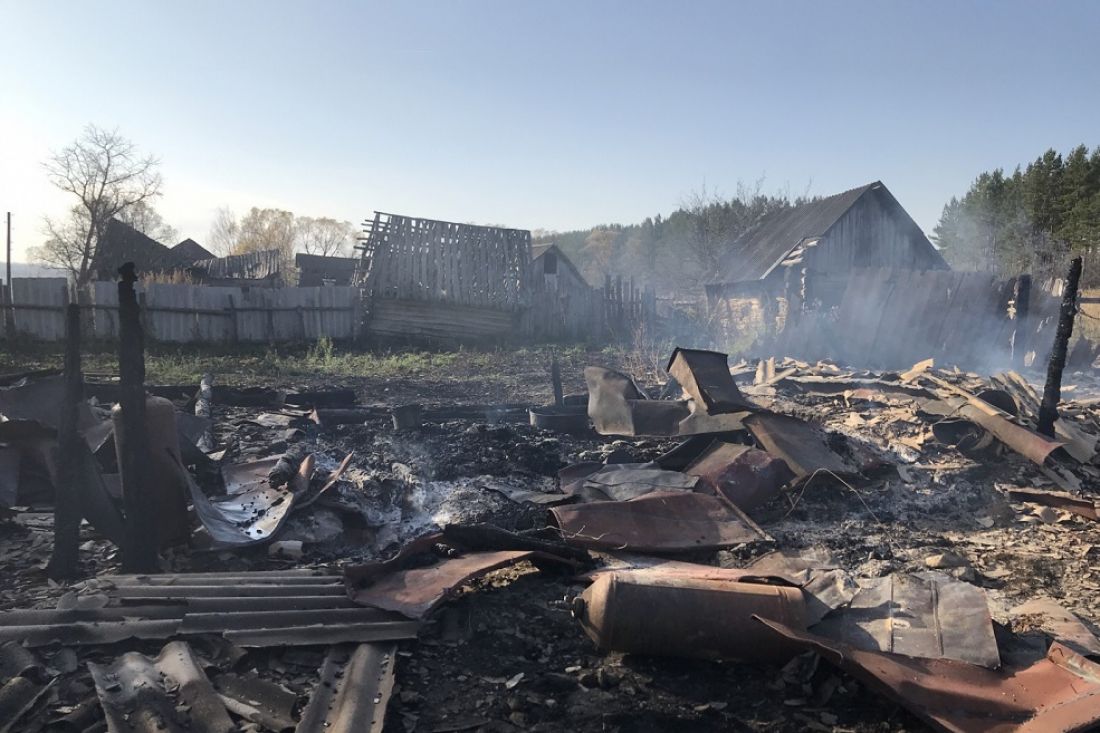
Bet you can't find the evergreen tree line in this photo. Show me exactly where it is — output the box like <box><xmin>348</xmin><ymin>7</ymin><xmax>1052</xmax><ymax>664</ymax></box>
<box><xmin>933</xmin><ymin>145</ymin><xmax>1100</xmax><ymax>285</ymax></box>
<box><xmin>534</xmin><ymin>183</ymin><xmax>800</xmax><ymax>296</ymax></box>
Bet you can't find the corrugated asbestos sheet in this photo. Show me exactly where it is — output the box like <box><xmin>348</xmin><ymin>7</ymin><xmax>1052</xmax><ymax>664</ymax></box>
<box><xmin>0</xmin><ymin>571</ymin><xmax>419</xmax><ymax>647</ymax></box>
<box><xmin>295</xmin><ymin>644</ymin><xmax>396</xmax><ymax>733</ymax></box>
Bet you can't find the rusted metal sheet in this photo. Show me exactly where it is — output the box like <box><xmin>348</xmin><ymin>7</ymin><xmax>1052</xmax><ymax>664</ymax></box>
<box><xmin>685</xmin><ymin>442</ymin><xmax>794</xmax><ymax>511</ymax></box>
<box><xmin>214</xmin><ymin>672</ymin><xmax>297</xmax><ymax>733</ymax></box>
<box><xmin>574</xmin><ymin>571</ymin><xmax>805</xmax><ymax>662</ymax></box>
<box><xmin>665</xmin><ymin>348</ymin><xmax>755</xmax><ymax>414</ymax></box>
<box><xmin>347</xmin><ymin>550</ymin><xmax>572</xmax><ymax>619</ymax></box>
<box><xmin>743</xmin><ymin>412</ymin><xmax>854</xmax><ymax>479</ymax></box>
<box><xmin>924</xmin><ymin>375</ymin><xmax>1065</xmax><ymax>466</ymax></box>
<box><xmin>1005</xmin><ymin>487</ymin><xmax>1099</xmax><ymax>521</ymax></box>
<box><xmin>295</xmin><ymin>643</ymin><xmax>396</xmax><ymax>733</ymax></box>
<box><xmin>581</xmin><ymin>464</ymin><xmax>699</xmax><ymax>501</ymax></box>
<box><xmin>810</xmin><ymin>572</ymin><xmax>1000</xmax><ymax>668</ymax></box>
<box><xmin>1011</xmin><ymin>599</ymin><xmax>1100</xmax><ymax>657</ymax></box>
<box><xmin>759</xmin><ymin>617</ymin><xmax>1100</xmax><ymax>733</ymax></box>
<box><xmin>89</xmin><ymin>641</ymin><xmax>235</xmax><ymax>733</ymax></box>
<box><xmin>187</xmin><ymin>467</ymin><xmax>297</xmax><ymax>547</ymax></box>
<box><xmin>549</xmin><ymin>490</ymin><xmax>766</xmax><ymax>553</ymax></box>
<box><xmin>746</xmin><ymin>550</ymin><xmax>858</xmax><ymax>626</ymax></box>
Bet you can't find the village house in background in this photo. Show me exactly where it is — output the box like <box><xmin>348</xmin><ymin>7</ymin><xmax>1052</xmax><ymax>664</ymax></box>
<box><xmin>706</xmin><ymin>181</ymin><xmax>950</xmax><ymax>349</ymax></box>
<box><xmin>295</xmin><ymin>252</ymin><xmax>358</xmax><ymax>287</ymax></box>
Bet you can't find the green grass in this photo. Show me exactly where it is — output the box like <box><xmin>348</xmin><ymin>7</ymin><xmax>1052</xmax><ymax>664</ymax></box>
<box><xmin>0</xmin><ymin>339</ymin><xmax>594</xmax><ymax>385</ymax></box>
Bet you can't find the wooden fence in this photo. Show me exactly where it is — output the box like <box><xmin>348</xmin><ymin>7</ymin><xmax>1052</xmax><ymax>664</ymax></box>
<box><xmin>1</xmin><ymin>276</ymin><xmax>651</xmax><ymax>345</ymax></box>
<box><xmin>1</xmin><ymin>279</ymin><xmax>359</xmax><ymax>344</ymax></box>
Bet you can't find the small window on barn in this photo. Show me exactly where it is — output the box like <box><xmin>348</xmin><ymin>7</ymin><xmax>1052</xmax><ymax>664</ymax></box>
<box><xmin>543</xmin><ymin>251</ymin><xmax>558</xmax><ymax>275</ymax></box>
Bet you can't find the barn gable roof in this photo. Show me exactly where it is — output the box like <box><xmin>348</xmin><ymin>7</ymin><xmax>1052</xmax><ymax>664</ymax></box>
<box><xmin>713</xmin><ymin>181</ymin><xmax>943</xmax><ymax>285</ymax></box>
<box><xmin>172</xmin><ymin>238</ymin><xmax>215</xmax><ymax>262</ymax></box>
<box><xmin>530</xmin><ymin>242</ymin><xmax>587</xmax><ymax>285</ymax></box>
<box><xmin>93</xmin><ymin>218</ymin><xmax>195</xmax><ymax>279</ymax></box>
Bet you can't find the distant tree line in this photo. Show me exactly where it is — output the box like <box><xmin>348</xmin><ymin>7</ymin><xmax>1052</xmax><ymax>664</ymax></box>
<box><xmin>535</xmin><ymin>182</ymin><xmax>801</xmax><ymax>296</ymax></box>
<box><xmin>933</xmin><ymin>145</ymin><xmax>1100</xmax><ymax>285</ymax></box>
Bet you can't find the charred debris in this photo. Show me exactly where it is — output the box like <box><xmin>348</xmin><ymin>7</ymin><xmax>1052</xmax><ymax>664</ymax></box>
<box><xmin>4</xmin><ymin>283</ymin><xmax>1100</xmax><ymax>730</ymax></box>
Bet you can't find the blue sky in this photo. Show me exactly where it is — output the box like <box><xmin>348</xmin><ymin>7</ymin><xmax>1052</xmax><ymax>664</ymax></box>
<box><xmin>1</xmin><ymin>0</ymin><xmax>1098</xmax><ymax>261</ymax></box>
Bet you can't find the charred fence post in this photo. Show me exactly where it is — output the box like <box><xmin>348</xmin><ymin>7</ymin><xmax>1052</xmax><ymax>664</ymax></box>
<box><xmin>1014</xmin><ymin>274</ymin><xmax>1032</xmax><ymax>370</ymax></box>
<box><xmin>551</xmin><ymin>355</ymin><xmax>564</xmax><ymax>407</ymax></box>
<box><xmin>47</xmin><ymin>304</ymin><xmax>84</xmax><ymax>579</ymax></box>
<box><xmin>116</xmin><ymin>263</ymin><xmax>159</xmax><ymax>573</ymax></box>
<box><xmin>1037</xmin><ymin>257</ymin><xmax>1083</xmax><ymax>438</ymax></box>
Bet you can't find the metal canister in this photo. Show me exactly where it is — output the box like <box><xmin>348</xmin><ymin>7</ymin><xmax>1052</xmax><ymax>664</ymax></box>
<box><xmin>573</xmin><ymin>571</ymin><xmax>807</xmax><ymax>662</ymax></box>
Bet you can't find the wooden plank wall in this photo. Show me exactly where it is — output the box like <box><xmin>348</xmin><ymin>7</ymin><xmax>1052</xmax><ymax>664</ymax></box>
<box><xmin>360</xmin><ymin>213</ymin><xmax>530</xmax><ymax>310</ymax></box>
<box><xmin>770</xmin><ymin>268</ymin><xmax>1061</xmax><ymax>371</ymax></box>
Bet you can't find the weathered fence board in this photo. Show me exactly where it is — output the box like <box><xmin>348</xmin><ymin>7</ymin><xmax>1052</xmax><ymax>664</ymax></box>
<box><xmin>9</xmin><ymin>278</ymin><xmax>68</xmax><ymax>340</ymax></box>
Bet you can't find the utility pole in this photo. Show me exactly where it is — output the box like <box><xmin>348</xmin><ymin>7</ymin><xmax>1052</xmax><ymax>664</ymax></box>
<box><xmin>4</xmin><ymin>212</ymin><xmax>11</xmax><ymax>336</ymax></box>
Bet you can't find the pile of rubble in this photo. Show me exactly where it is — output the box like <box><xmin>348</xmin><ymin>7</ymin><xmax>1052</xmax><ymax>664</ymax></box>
<box><xmin>3</xmin><ymin>346</ymin><xmax>1100</xmax><ymax>732</ymax></box>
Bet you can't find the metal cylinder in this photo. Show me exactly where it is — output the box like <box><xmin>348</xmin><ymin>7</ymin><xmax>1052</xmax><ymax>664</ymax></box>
<box><xmin>112</xmin><ymin>396</ymin><xmax>190</xmax><ymax>546</ymax></box>
<box><xmin>574</xmin><ymin>572</ymin><xmax>806</xmax><ymax>662</ymax></box>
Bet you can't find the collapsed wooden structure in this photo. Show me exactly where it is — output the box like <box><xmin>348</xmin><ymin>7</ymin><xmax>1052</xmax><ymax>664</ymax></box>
<box><xmin>354</xmin><ymin>212</ymin><xmax>653</xmax><ymax>343</ymax></box>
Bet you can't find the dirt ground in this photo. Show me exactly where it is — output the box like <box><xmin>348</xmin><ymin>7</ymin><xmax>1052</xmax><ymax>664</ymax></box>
<box><xmin>3</xmin><ymin>346</ymin><xmax>1100</xmax><ymax>732</ymax></box>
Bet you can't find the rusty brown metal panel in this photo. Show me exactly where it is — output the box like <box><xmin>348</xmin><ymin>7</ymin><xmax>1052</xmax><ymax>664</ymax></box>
<box><xmin>549</xmin><ymin>491</ymin><xmax>765</xmax><ymax>553</ymax></box>
<box><xmin>347</xmin><ymin>550</ymin><xmax>569</xmax><ymax>619</ymax></box>
<box><xmin>295</xmin><ymin>643</ymin><xmax>396</xmax><ymax>733</ymax></box>
<box><xmin>743</xmin><ymin>412</ymin><xmax>853</xmax><ymax>479</ymax></box>
<box><xmin>810</xmin><ymin>573</ymin><xmax>1000</xmax><ymax>668</ymax></box>
<box><xmin>665</xmin><ymin>348</ymin><xmax>755</xmax><ymax>414</ymax></box>
<box><xmin>759</xmin><ymin>618</ymin><xmax>1100</xmax><ymax>733</ymax></box>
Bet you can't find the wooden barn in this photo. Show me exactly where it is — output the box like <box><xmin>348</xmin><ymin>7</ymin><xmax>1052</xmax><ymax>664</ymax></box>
<box><xmin>706</xmin><ymin>181</ymin><xmax>948</xmax><ymax>339</ymax></box>
<box><xmin>295</xmin><ymin>253</ymin><xmax>358</xmax><ymax>286</ymax></box>
<box><xmin>355</xmin><ymin>212</ymin><xmax>531</xmax><ymax>341</ymax></box>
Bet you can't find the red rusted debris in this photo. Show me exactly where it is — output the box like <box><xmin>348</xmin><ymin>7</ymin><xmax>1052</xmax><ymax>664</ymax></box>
<box><xmin>684</xmin><ymin>441</ymin><xmax>794</xmax><ymax>511</ymax></box>
<box><xmin>809</xmin><ymin>572</ymin><xmax>1001</xmax><ymax>668</ymax></box>
<box><xmin>346</xmin><ymin>547</ymin><xmax>576</xmax><ymax>619</ymax></box>
<box><xmin>743</xmin><ymin>412</ymin><xmax>856</xmax><ymax>480</ymax></box>
<box><xmin>573</xmin><ymin>571</ymin><xmax>805</xmax><ymax>662</ymax></box>
<box><xmin>1010</xmin><ymin>599</ymin><xmax>1100</xmax><ymax>657</ymax></box>
<box><xmin>549</xmin><ymin>490</ymin><xmax>766</xmax><ymax>553</ymax></box>
<box><xmin>666</xmin><ymin>347</ymin><xmax>756</xmax><ymax>414</ymax></box>
<box><xmin>758</xmin><ymin>617</ymin><xmax>1100</xmax><ymax>733</ymax></box>
<box><xmin>1005</xmin><ymin>487</ymin><xmax>1099</xmax><ymax>522</ymax></box>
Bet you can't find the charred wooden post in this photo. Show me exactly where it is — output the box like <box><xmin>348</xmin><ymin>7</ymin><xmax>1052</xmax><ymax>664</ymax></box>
<box><xmin>551</xmin><ymin>355</ymin><xmax>564</xmax><ymax>407</ymax></box>
<box><xmin>116</xmin><ymin>263</ymin><xmax>158</xmax><ymax>573</ymax></box>
<box><xmin>47</xmin><ymin>304</ymin><xmax>83</xmax><ymax>579</ymax></box>
<box><xmin>195</xmin><ymin>373</ymin><xmax>214</xmax><ymax>452</ymax></box>
<box><xmin>1014</xmin><ymin>274</ymin><xmax>1032</xmax><ymax>369</ymax></box>
<box><xmin>1037</xmin><ymin>257</ymin><xmax>1082</xmax><ymax>438</ymax></box>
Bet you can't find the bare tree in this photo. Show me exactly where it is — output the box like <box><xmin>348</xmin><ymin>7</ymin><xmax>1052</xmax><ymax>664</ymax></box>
<box><xmin>116</xmin><ymin>200</ymin><xmax>177</xmax><ymax>244</ymax></box>
<box><xmin>207</xmin><ymin>206</ymin><xmax>240</xmax><ymax>256</ymax></box>
<box><xmin>296</xmin><ymin>217</ymin><xmax>355</xmax><ymax>257</ymax></box>
<box><xmin>33</xmin><ymin>125</ymin><xmax>162</xmax><ymax>282</ymax></box>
